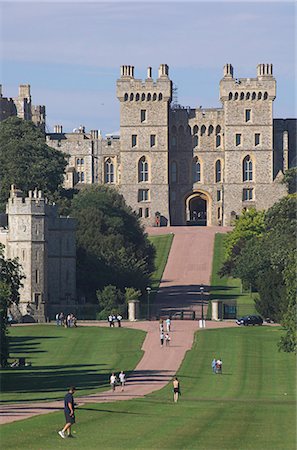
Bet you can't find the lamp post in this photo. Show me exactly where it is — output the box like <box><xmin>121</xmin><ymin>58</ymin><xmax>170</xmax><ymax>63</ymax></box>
<box><xmin>200</xmin><ymin>286</ymin><xmax>204</xmax><ymax>320</ymax></box>
<box><xmin>146</xmin><ymin>287</ymin><xmax>151</xmax><ymax>320</ymax></box>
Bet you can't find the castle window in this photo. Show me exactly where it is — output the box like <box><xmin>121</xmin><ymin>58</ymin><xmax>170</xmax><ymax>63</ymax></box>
<box><xmin>81</xmin><ymin>158</ymin><xmax>84</xmax><ymax>165</ymax></box>
<box><xmin>81</xmin><ymin>172</ymin><xmax>85</xmax><ymax>182</ymax></box>
<box><xmin>171</xmin><ymin>161</ymin><xmax>177</xmax><ymax>183</ymax></box>
<box><xmin>141</xmin><ymin>93</ymin><xmax>145</xmax><ymax>101</ymax></box>
<box><xmin>193</xmin><ymin>135</ymin><xmax>198</xmax><ymax>147</ymax></box>
<box><xmin>150</xmin><ymin>134</ymin><xmax>156</xmax><ymax>147</ymax></box>
<box><xmin>172</xmin><ymin>136</ymin><xmax>177</xmax><ymax>146</ymax></box>
<box><xmin>258</xmin><ymin>92</ymin><xmax>262</xmax><ymax>100</ymax></box>
<box><xmin>234</xmin><ymin>92</ymin><xmax>239</xmax><ymax>100</ymax></box>
<box><xmin>145</xmin><ymin>207</ymin><xmax>150</xmax><ymax>218</ymax></box>
<box><xmin>246</xmin><ymin>92</ymin><xmax>250</xmax><ymax>100</ymax></box>
<box><xmin>216</xmin><ymin>134</ymin><xmax>221</xmax><ymax>148</ymax></box>
<box><xmin>255</xmin><ymin>133</ymin><xmax>260</xmax><ymax>146</ymax></box>
<box><xmin>76</xmin><ymin>158</ymin><xmax>80</xmax><ymax>165</ymax></box>
<box><xmin>263</xmin><ymin>92</ymin><xmax>268</xmax><ymax>100</ymax></box>
<box><xmin>153</xmin><ymin>93</ymin><xmax>157</xmax><ymax>101</ymax></box>
<box><xmin>124</xmin><ymin>93</ymin><xmax>128</xmax><ymax>101</ymax></box>
<box><xmin>201</xmin><ymin>125</ymin><xmax>206</xmax><ymax>136</ymax></box>
<box><xmin>193</xmin><ymin>125</ymin><xmax>198</xmax><ymax>135</ymax></box>
<box><xmin>252</xmin><ymin>92</ymin><xmax>256</xmax><ymax>100</ymax></box>
<box><xmin>216</xmin><ymin>125</ymin><xmax>221</xmax><ymax>134</ymax></box>
<box><xmin>243</xmin><ymin>155</ymin><xmax>253</xmax><ymax>181</ymax></box>
<box><xmin>132</xmin><ymin>134</ymin><xmax>137</xmax><ymax>148</ymax></box>
<box><xmin>135</xmin><ymin>93</ymin><xmax>140</xmax><ymax>101</ymax></box>
<box><xmin>139</xmin><ymin>156</ymin><xmax>149</xmax><ymax>182</ymax></box>
<box><xmin>236</xmin><ymin>134</ymin><xmax>242</xmax><ymax>146</ymax></box>
<box><xmin>208</xmin><ymin>125</ymin><xmax>214</xmax><ymax>135</ymax></box>
<box><xmin>130</xmin><ymin>93</ymin><xmax>134</xmax><ymax>101</ymax></box>
<box><xmin>141</xmin><ymin>110</ymin><xmax>146</xmax><ymax>123</ymax></box>
<box><xmin>107</xmin><ymin>139</ymin><xmax>112</xmax><ymax>146</ymax></box>
<box><xmin>217</xmin><ymin>207</ymin><xmax>221</xmax><ymax>220</ymax></box>
<box><xmin>147</xmin><ymin>93</ymin><xmax>151</xmax><ymax>101</ymax></box>
<box><xmin>215</xmin><ymin>160</ymin><xmax>222</xmax><ymax>183</ymax></box>
<box><xmin>192</xmin><ymin>157</ymin><xmax>201</xmax><ymax>182</ymax></box>
<box><xmin>240</xmin><ymin>92</ymin><xmax>245</xmax><ymax>100</ymax></box>
<box><xmin>138</xmin><ymin>208</ymin><xmax>143</xmax><ymax>218</ymax></box>
<box><xmin>243</xmin><ymin>188</ymin><xmax>253</xmax><ymax>201</ymax></box>
<box><xmin>158</xmin><ymin>93</ymin><xmax>163</xmax><ymax>101</ymax></box>
<box><xmin>245</xmin><ymin>109</ymin><xmax>251</xmax><ymax>122</ymax></box>
<box><xmin>35</xmin><ymin>270</ymin><xmax>39</xmax><ymax>284</ymax></box>
<box><xmin>229</xmin><ymin>92</ymin><xmax>233</xmax><ymax>100</ymax></box>
<box><xmin>138</xmin><ymin>189</ymin><xmax>149</xmax><ymax>202</ymax></box>
<box><xmin>217</xmin><ymin>190</ymin><xmax>222</xmax><ymax>202</ymax></box>
<box><xmin>104</xmin><ymin>158</ymin><xmax>114</xmax><ymax>183</ymax></box>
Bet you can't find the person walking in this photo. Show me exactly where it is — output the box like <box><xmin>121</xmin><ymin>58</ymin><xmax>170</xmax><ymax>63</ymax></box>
<box><xmin>58</xmin><ymin>387</ymin><xmax>76</xmax><ymax>439</ymax></box>
<box><xmin>166</xmin><ymin>317</ymin><xmax>171</xmax><ymax>332</ymax></box>
<box><xmin>108</xmin><ymin>315</ymin><xmax>113</xmax><ymax>327</ymax></box>
<box><xmin>119</xmin><ymin>371</ymin><xmax>126</xmax><ymax>391</ymax></box>
<box><xmin>216</xmin><ymin>358</ymin><xmax>222</xmax><ymax>374</ymax></box>
<box><xmin>173</xmin><ymin>377</ymin><xmax>180</xmax><ymax>403</ymax></box>
<box><xmin>160</xmin><ymin>331</ymin><xmax>164</xmax><ymax>347</ymax></box>
<box><xmin>212</xmin><ymin>358</ymin><xmax>217</xmax><ymax>374</ymax></box>
<box><xmin>110</xmin><ymin>373</ymin><xmax>117</xmax><ymax>391</ymax></box>
<box><xmin>117</xmin><ymin>314</ymin><xmax>122</xmax><ymax>327</ymax></box>
<box><xmin>165</xmin><ymin>333</ymin><xmax>171</xmax><ymax>346</ymax></box>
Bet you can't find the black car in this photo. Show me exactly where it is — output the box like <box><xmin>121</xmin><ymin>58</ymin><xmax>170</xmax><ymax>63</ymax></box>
<box><xmin>236</xmin><ymin>315</ymin><xmax>263</xmax><ymax>326</ymax></box>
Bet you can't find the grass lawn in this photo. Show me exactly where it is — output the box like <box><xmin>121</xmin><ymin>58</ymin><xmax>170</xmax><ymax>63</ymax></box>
<box><xmin>210</xmin><ymin>233</ymin><xmax>257</xmax><ymax>317</ymax></box>
<box><xmin>148</xmin><ymin>233</ymin><xmax>174</xmax><ymax>302</ymax></box>
<box><xmin>1</xmin><ymin>326</ymin><xmax>295</xmax><ymax>450</ymax></box>
<box><xmin>0</xmin><ymin>325</ymin><xmax>145</xmax><ymax>403</ymax></box>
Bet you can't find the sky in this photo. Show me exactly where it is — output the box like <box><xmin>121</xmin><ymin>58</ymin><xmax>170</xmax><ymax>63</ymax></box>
<box><xmin>1</xmin><ymin>1</ymin><xmax>296</xmax><ymax>135</ymax></box>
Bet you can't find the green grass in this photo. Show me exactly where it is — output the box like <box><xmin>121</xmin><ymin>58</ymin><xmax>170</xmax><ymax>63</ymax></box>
<box><xmin>148</xmin><ymin>233</ymin><xmax>174</xmax><ymax>301</ymax></box>
<box><xmin>0</xmin><ymin>325</ymin><xmax>145</xmax><ymax>403</ymax></box>
<box><xmin>210</xmin><ymin>233</ymin><xmax>257</xmax><ymax>317</ymax></box>
<box><xmin>1</xmin><ymin>326</ymin><xmax>295</xmax><ymax>449</ymax></box>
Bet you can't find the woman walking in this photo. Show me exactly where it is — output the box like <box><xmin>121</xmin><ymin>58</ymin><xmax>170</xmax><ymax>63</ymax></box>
<box><xmin>173</xmin><ymin>377</ymin><xmax>180</xmax><ymax>403</ymax></box>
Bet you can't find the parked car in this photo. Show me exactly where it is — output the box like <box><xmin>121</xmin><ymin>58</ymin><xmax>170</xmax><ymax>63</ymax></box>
<box><xmin>236</xmin><ymin>315</ymin><xmax>263</xmax><ymax>326</ymax></box>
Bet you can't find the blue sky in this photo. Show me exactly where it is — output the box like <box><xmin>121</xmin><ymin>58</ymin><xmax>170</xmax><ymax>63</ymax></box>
<box><xmin>1</xmin><ymin>1</ymin><xmax>296</xmax><ymax>135</ymax></box>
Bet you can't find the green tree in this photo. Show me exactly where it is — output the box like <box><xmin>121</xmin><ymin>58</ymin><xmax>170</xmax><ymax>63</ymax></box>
<box><xmin>71</xmin><ymin>185</ymin><xmax>155</xmax><ymax>303</ymax></box>
<box><xmin>282</xmin><ymin>167</ymin><xmax>297</xmax><ymax>194</ymax></box>
<box><xmin>0</xmin><ymin>117</ymin><xmax>67</xmax><ymax>211</ymax></box>
<box><xmin>96</xmin><ymin>285</ymin><xmax>125</xmax><ymax>319</ymax></box>
<box><xmin>0</xmin><ymin>244</ymin><xmax>24</xmax><ymax>366</ymax></box>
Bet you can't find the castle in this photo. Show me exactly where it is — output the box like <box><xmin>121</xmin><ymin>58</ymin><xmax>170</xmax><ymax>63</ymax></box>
<box><xmin>0</xmin><ymin>186</ymin><xmax>76</xmax><ymax>322</ymax></box>
<box><xmin>45</xmin><ymin>63</ymin><xmax>295</xmax><ymax>226</ymax></box>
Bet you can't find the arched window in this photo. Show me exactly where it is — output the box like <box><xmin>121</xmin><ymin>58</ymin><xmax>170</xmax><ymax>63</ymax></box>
<box><xmin>216</xmin><ymin>135</ymin><xmax>221</xmax><ymax>147</ymax></box>
<box><xmin>215</xmin><ymin>160</ymin><xmax>222</xmax><ymax>182</ymax></box>
<box><xmin>216</xmin><ymin>125</ymin><xmax>221</xmax><ymax>134</ymax></box>
<box><xmin>124</xmin><ymin>93</ymin><xmax>128</xmax><ymax>101</ymax></box>
<box><xmin>135</xmin><ymin>93</ymin><xmax>140</xmax><ymax>101</ymax></box>
<box><xmin>229</xmin><ymin>92</ymin><xmax>233</xmax><ymax>100</ymax></box>
<box><xmin>208</xmin><ymin>125</ymin><xmax>214</xmax><ymax>135</ymax></box>
<box><xmin>141</xmin><ymin>93</ymin><xmax>145</xmax><ymax>101</ymax></box>
<box><xmin>258</xmin><ymin>92</ymin><xmax>262</xmax><ymax>100</ymax></box>
<box><xmin>192</xmin><ymin>157</ymin><xmax>201</xmax><ymax>182</ymax></box>
<box><xmin>243</xmin><ymin>155</ymin><xmax>253</xmax><ymax>181</ymax></box>
<box><xmin>193</xmin><ymin>135</ymin><xmax>198</xmax><ymax>147</ymax></box>
<box><xmin>139</xmin><ymin>156</ymin><xmax>149</xmax><ymax>182</ymax></box>
<box><xmin>234</xmin><ymin>92</ymin><xmax>239</xmax><ymax>100</ymax></box>
<box><xmin>246</xmin><ymin>92</ymin><xmax>250</xmax><ymax>100</ymax></box>
<box><xmin>153</xmin><ymin>93</ymin><xmax>157</xmax><ymax>101</ymax></box>
<box><xmin>240</xmin><ymin>92</ymin><xmax>245</xmax><ymax>100</ymax></box>
<box><xmin>252</xmin><ymin>92</ymin><xmax>256</xmax><ymax>100</ymax></box>
<box><xmin>105</xmin><ymin>158</ymin><xmax>114</xmax><ymax>183</ymax></box>
<box><xmin>263</xmin><ymin>92</ymin><xmax>268</xmax><ymax>100</ymax></box>
<box><xmin>193</xmin><ymin>125</ymin><xmax>198</xmax><ymax>134</ymax></box>
<box><xmin>147</xmin><ymin>93</ymin><xmax>151</xmax><ymax>101</ymax></box>
<box><xmin>130</xmin><ymin>93</ymin><xmax>134</xmax><ymax>101</ymax></box>
<box><xmin>158</xmin><ymin>93</ymin><xmax>163</xmax><ymax>101</ymax></box>
<box><xmin>171</xmin><ymin>161</ymin><xmax>177</xmax><ymax>183</ymax></box>
<box><xmin>201</xmin><ymin>125</ymin><xmax>206</xmax><ymax>136</ymax></box>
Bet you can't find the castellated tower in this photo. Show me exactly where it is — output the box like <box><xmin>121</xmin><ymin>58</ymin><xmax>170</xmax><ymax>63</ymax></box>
<box><xmin>219</xmin><ymin>63</ymin><xmax>284</xmax><ymax>222</ymax></box>
<box><xmin>116</xmin><ymin>64</ymin><xmax>172</xmax><ymax>225</ymax></box>
<box><xmin>3</xmin><ymin>186</ymin><xmax>76</xmax><ymax>322</ymax></box>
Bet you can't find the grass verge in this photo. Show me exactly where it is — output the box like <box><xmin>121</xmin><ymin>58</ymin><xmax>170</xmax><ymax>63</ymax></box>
<box><xmin>147</xmin><ymin>233</ymin><xmax>174</xmax><ymax>302</ymax></box>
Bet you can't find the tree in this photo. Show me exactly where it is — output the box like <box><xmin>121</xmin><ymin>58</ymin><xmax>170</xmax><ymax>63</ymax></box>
<box><xmin>282</xmin><ymin>167</ymin><xmax>297</xmax><ymax>194</ymax></box>
<box><xmin>71</xmin><ymin>185</ymin><xmax>155</xmax><ymax>303</ymax></box>
<box><xmin>0</xmin><ymin>244</ymin><xmax>24</xmax><ymax>366</ymax></box>
<box><xmin>0</xmin><ymin>117</ymin><xmax>67</xmax><ymax>211</ymax></box>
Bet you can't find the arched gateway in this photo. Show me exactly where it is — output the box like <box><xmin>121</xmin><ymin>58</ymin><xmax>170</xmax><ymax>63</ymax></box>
<box><xmin>185</xmin><ymin>192</ymin><xmax>211</xmax><ymax>226</ymax></box>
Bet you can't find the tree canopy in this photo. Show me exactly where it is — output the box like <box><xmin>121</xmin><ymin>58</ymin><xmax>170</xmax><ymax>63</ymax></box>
<box><xmin>0</xmin><ymin>117</ymin><xmax>67</xmax><ymax>211</ymax></box>
<box><xmin>70</xmin><ymin>185</ymin><xmax>155</xmax><ymax>306</ymax></box>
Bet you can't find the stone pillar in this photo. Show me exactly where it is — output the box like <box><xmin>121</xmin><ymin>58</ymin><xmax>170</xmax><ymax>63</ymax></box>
<box><xmin>128</xmin><ymin>300</ymin><xmax>140</xmax><ymax>321</ymax></box>
<box><xmin>212</xmin><ymin>301</ymin><xmax>219</xmax><ymax>321</ymax></box>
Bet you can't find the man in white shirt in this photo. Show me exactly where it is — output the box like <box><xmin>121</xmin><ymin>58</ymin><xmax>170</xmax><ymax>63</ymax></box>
<box><xmin>110</xmin><ymin>373</ymin><xmax>117</xmax><ymax>391</ymax></box>
<box><xmin>119</xmin><ymin>371</ymin><xmax>126</xmax><ymax>391</ymax></box>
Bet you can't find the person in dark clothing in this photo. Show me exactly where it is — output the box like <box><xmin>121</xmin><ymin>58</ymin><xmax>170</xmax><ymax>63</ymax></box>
<box><xmin>58</xmin><ymin>387</ymin><xmax>76</xmax><ymax>438</ymax></box>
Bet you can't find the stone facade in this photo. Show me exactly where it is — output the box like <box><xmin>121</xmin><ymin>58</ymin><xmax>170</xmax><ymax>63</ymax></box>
<box><xmin>0</xmin><ymin>84</ymin><xmax>46</xmax><ymax>132</ymax></box>
<box><xmin>46</xmin><ymin>63</ymin><xmax>294</xmax><ymax>226</ymax></box>
<box><xmin>0</xmin><ymin>186</ymin><xmax>76</xmax><ymax>322</ymax></box>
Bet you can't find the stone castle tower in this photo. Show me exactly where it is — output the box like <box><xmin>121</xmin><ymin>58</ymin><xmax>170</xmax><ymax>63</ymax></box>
<box><xmin>116</xmin><ymin>64</ymin><xmax>172</xmax><ymax>224</ymax></box>
<box><xmin>0</xmin><ymin>186</ymin><xmax>76</xmax><ymax>322</ymax></box>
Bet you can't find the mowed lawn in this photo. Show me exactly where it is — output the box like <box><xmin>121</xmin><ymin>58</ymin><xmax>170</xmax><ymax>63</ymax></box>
<box><xmin>1</xmin><ymin>326</ymin><xmax>295</xmax><ymax>450</ymax></box>
<box><xmin>0</xmin><ymin>325</ymin><xmax>145</xmax><ymax>403</ymax></box>
<box><xmin>148</xmin><ymin>233</ymin><xmax>174</xmax><ymax>301</ymax></box>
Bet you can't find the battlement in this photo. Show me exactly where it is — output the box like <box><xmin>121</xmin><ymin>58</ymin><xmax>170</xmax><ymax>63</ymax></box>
<box><xmin>7</xmin><ymin>186</ymin><xmax>57</xmax><ymax>216</ymax></box>
<box><xmin>116</xmin><ymin>64</ymin><xmax>172</xmax><ymax>102</ymax></box>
